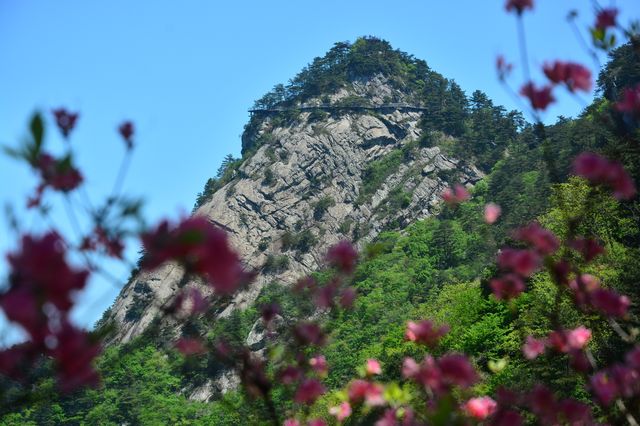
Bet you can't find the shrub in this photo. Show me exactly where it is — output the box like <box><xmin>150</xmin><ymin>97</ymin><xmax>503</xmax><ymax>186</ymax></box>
<box><xmin>264</xmin><ymin>254</ymin><xmax>290</xmax><ymax>273</ymax></box>
<box><xmin>313</xmin><ymin>196</ymin><xmax>336</xmax><ymax>220</ymax></box>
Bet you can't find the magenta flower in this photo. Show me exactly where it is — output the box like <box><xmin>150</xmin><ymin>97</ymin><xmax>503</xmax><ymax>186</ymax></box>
<box><xmin>405</xmin><ymin>320</ymin><xmax>449</xmax><ymax>346</ymax></box>
<box><xmin>520</xmin><ymin>82</ymin><xmax>555</xmax><ymax>111</ymax></box>
<box><xmin>175</xmin><ymin>337</ymin><xmax>206</xmax><ymax>356</ymax></box>
<box><xmin>496</xmin><ymin>55</ymin><xmax>513</xmax><ymax>81</ymax></box>
<box><xmin>52</xmin><ymin>108</ymin><xmax>79</xmax><ymax>138</ymax></box>
<box><xmin>309</xmin><ymin>355</ymin><xmax>328</xmax><ymax>376</ymax></box>
<box><xmin>118</xmin><ymin>121</ymin><xmax>135</xmax><ymax>149</ymax></box>
<box><xmin>573</xmin><ymin>152</ymin><xmax>636</xmax><ymax>200</ymax></box>
<box><xmin>512</xmin><ymin>222</ymin><xmax>559</xmax><ymax>255</ymax></box>
<box><xmin>294</xmin><ymin>378</ymin><xmax>326</xmax><ymax>405</ymax></box>
<box><xmin>464</xmin><ymin>396</ymin><xmax>497</xmax><ymax>420</ymax></box>
<box><xmin>365</xmin><ymin>359</ymin><xmax>382</xmax><ymax>376</ymax></box>
<box><xmin>497</xmin><ymin>248</ymin><xmax>541</xmax><ymax>277</ymax></box>
<box><xmin>505</xmin><ymin>0</ymin><xmax>533</xmax><ymax>14</ymax></box>
<box><xmin>329</xmin><ymin>401</ymin><xmax>352</xmax><ymax>421</ymax></box>
<box><xmin>142</xmin><ymin>216</ymin><xmax>250</xmax><ymax>294</ymax></box>
<box><xmin>326</xmin><ymin>240</ymin><xmax>358</xmax><ymax>274</ymax></box>
<box><xmin>543</xmin><ymin>61</ymin><xmax>592</xmax><ymax>93</ymax></box>
<box><xmin>442</xmin><ymin>184</ymin><xmax>470</xmax><ymax>206</ymax></box>
<box><xmin>522</xmin><ymin>336</ymin><xmax>546</xmax><ymax>360</ymax></box>
<box><xmin>595</xmin><ymin>8</ymin><xmax>618</xmax><ymax>30</ymax></box>
<box><xmin>484</xmin><ymin>202</ymin><xmax>502</xmax><ymax>224</ymax></box>
<box><xmin>616</xmin><ymin>84</ymin><xmax>640</xmax><ymax>116</ymax></box>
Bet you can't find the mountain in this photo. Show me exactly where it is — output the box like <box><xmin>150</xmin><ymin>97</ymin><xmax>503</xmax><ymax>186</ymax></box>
<box><xmin>100</xmin><ymin>37</ymin><xmax>520</xmax><ymax>394</ymax></box>
<box><xmin>4</xmin><ymin>40</ymin><xmax>640</xmax><ymax>426</ymax></box>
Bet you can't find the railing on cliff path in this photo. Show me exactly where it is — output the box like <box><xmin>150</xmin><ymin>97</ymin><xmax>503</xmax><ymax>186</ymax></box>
<box><xmin>248</xmin><ymin>103</ymin><xmax>429</xmax><ymax>115</ymax></box>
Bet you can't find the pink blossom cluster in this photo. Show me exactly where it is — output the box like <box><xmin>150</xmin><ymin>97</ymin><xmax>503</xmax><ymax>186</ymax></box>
<box><xmin>0</xmin><ymin>232</ymin><xmax>100</xmax><ymax>392</ymax></box>
<box><xmin>591</xmin><ymin>346</ymin><xmax>640</xmax><ymax>406</ymax></box>
<box><xmin>441</xmin><ymin>184</ymin><xmax>470</xmax><ymax>206</ymax></box>
<box><xmin>402</xmin><ymin>353</ymin><xmax>478</xmax><ymax>394</ymax></box>
<box><xmin>141</xmin><ymin>216</ymin><xmax>251</xmax><ymax>294</ymax></box>
<box><xmin>573</xmin><ymin>152</ymin><xmax>636</xmax><ymax>200</ymax></box>
<box><xmin>405</xmin><ymin>320</ymin><xmax>449</xmax><ymax>347</ymax></box>
<box><xmin>569</xmin><ymin>274</ymin><xmax>630</xmax><ymax>318</ymax></box>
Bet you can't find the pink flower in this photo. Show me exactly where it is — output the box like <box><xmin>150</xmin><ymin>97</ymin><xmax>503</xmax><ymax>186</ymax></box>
<box><xmin>293</xmin><ymin>322</ymin><xmax>326</xmax><ymax>346</ymax></box>
<box><xmin>0</xmin><ymin>343</ymin><xmax>37</xmax><ymax>380</ymax></box>
<box><xmin>548</xmin><ymin>327</ymin><xmax>591</xmax><ymax>354</ymax></box>
<box><xmin>52</xmin><ymin>108</ymin><xmax>79</xmax><ymax>138</ymax></box>
<box><xmin>497</xmin><ymin>248</ymin><xmax>541</xmax><ymax>277</ymax></box>
<box><xmin>309</xmin><ymin>355</ymin><xmax>328</xmax><ymax>376</ymax></box>
<box><xmin>308</xmin><ymin>420</ymin><xmax>326</xmax><ymax>426</ymax></box>
<box><xmin>366</xmin><ymin>359</ymin><xmax>382</xmax><ymax>376</ymax></box>
<box><xmin>591</xmin><ymin>371</ymin><xmax>618</xmax><ymax>405</ymax></box>
<box><xmin>512</xmin><ymin>222</ymin><xmax>559</xmax><ymax>255</ymax></box>
<box><xmin>484</xmin><ymin>203</ymin><xmax>502</xmax><ymax>224</ymax></box>
<box><xmin>492</xmin><ymin>410</ymin><xmax>523</xmax><ymax>426</ymax></box>
<box><xmin>438</xmin><ymin>354</ymin><xmax>478</xmax><ymax>388</ymax></box>
<box><xmin>279</xmin><ymin>365</ymin><xmax>302</xmax><ymax>385</ymax></box>
<box><xmin>5</xmin><ymin>232</ymin><xmax>89</xmax><ymax>323</ymax></box>
<box><xmin>591</xmin><ymin>288</ymin><xmax>630</xmax><ymax>317</ymax></box>
<box><xmin>329</xmin><ymin>402</ymin><xmax>352</xmax><ymax>421</ymax></box>
<box><xmin>406</xmin><ymin>355</ymin><xmax>444</xmax><ymax>392</ymax></box>
<box><xmin>567</xmin><ymin>326</ymin><xmax>592</xmax><ymax>350</ymax></box>
<box><xmin>401</xmin><ymin>357</ymin><xmax>420</xmax><ymax>379</ymax></box>
<box><xmin>0</xmin><ymin>288</ymin><xmax>45</xmax><ymax>342</ymax></box>
<box><xmin>187</xmin><ymin>288</ymin><xmax>208</xmax><ymax>314</ymax></box>
<box><xmin>528</xmin><ymin>385</ymin><xmax>557</xmax><ymax>423</ymax></box>
<box><xmin>118</xmin><ymin>121</ymin><xmax>135</xmax><ymax>149</ymax></box>
<box><xmin>522</xmin><ymin>336</ymin><xmax>546</xmax><ymax>360</ymax></box>
<box><xmin>548</xmin><ymin>331</ymin><xmax>570</xmax><ymax>353</ymax></box>
<box><xmin>573</xmin><ymin>152</ymin><xmax>636</xmax><ymax>200</ymax></box>
<box><xmin>616</xmin><ymin>85</ymin><xmax>640</xmax><ymax>116</ymax></box>
<box><xmin>505</xmin><ymin>0</ymin><xmax>533</xmax><ymax>14</ymax></box>
<box><xmin>569</xmin><ymin>350</ymin><xmax>591</xmax><ymax>372</ymax></box>
<box><xmin>375</xmin><ymin>408</ymin><xmax>414</xmax><ymax>426</ymax></box>
<box><xmin>405</xmin><ymin>320</ymin><xmax>449</xmax><ymax>346</ymax></box>
<box><xmin>625</xmin><ymin>346</ymin><xmax>640</xmax><ymax>369</ymax></box>
<box><xmin>36</xmin><ymin>153</ymin><xmax>83</xmax><ymax>192</ymax></box>
<box><xmin>50</xmin><ymin>323</ymin><xmax>101</xmax><ymax>393</ymax></box>
<box><xmin>559</xmin><ymin>399</ymin><xmax>592</xmax><ymax>424</ymax></box>
<box><xmin>339</xmin><ymin>287</ymin><xmax>357</xmax><ymax>309</ymax></box>
<box><xmin>570</xmin><ymin>237</ymin><xmax>604</xmax><ymax>262</ymax></box>
<box><xmin>543</xmin><ymin>61</ymin><xmax>592</xmax><ymax>93</ymax></box>
<box><xmin>496</xmin><ymin>56</ymin><xmax>513</xmax><ymax>81</ymax></box>
<box><xmin>550</xmin><ymin>259</ymin><xmax>571</xmax><ymax>285</ymax></box>
<box><xmin>348</xmin><ymin>380</ymin><xmax>385</xmax><ymax>406</ymax></box>
<box><xmin>442</xmin><ymin>184</ymin><xmax>470</xmax><ymax>206</ymax></box>
<box><xmin>490</xmin><ymin>273</ymin><xmax>526</xmax><ymax>300</ymax></box>
<box><xmin>326</xmin><ymin>241</ymin><xmax>358</xmax><ymax>274</ymax></box>
<box><xmin>595</xmin><ymin>8</ymin><xmax>618</xmax><ymax>30</ymax></box>
<box><xmin>260</xmin><ymin>302</ymin><xmax>281</xmax><ymax>323</ymax></box>
<box><xmin>520</xmin><ymin>82</ymin><xmax>555</xmax><ymax>110</ymax></box>
<box><xmin>294</xmin><ymin>378</ymin><xmax>325</xmax><ymax>405</ymax></box>
<box><xmin>313</xmin><ymin>280</ymin><xmax>339</xmax><ymax>309</ymax></box>
<box><xmin>348</xmin><ymin>379</ymin><xmax>370</xmax><ymax>402</ymax></box>
<box><xmin>464</xmin><ymin>396</ymin><xmax>497</xmax><ymax>420</ymax></box>
<box><xmin>142</xmin><ymin>217</ymin><xmax>250</xmax><ymax>294</ymax></box>
<box><xmin>95</xmin><ymin>227</ymin><xmax>124</xmax><ymax>259</ymax></box>
<box><xmin>175</xmin><ymin>338</ymin><xmax>206</xmax><ymax>356</ymax></box>
<box><xmin>284</xmin><ymin>419</ymin><xmax>301</xmax><ymax>426</ymax></box>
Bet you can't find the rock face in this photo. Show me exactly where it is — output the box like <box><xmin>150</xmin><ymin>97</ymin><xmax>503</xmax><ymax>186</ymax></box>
<box><xmin>105</xmin><ymin>75</ymin><xmax>483</xmax><ymax>393</ymax></box>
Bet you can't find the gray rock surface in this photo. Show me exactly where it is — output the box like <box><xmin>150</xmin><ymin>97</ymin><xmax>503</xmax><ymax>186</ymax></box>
<box><xmin>104</xmin><ymin>77</ymin><xmax>483</xmax><ymax>392</ymax></box>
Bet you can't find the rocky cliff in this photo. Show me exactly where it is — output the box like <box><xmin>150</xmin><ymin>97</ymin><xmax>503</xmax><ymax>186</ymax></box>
<box><xmin>106</xmin><ymin>73</ymin><xmax>482</xmax><ymax>341</ymax></box>
<box><xmin>103</xmin><ymin>39</ymin><xmax>488</xmax><ymax>396</ymax></box>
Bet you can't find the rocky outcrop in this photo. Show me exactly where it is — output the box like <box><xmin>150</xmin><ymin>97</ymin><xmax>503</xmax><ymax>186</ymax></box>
<box><xmin>106</xmin><ymin>76</ymin><xmax>483</xmax><ymax>357</ymax></box>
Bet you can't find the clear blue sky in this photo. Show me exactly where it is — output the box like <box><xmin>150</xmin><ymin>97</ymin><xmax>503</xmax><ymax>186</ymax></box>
<box><xmin>1</xmin><ymin>0</ymin><xmax>638</xmax><ymax>340</ymax></box>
